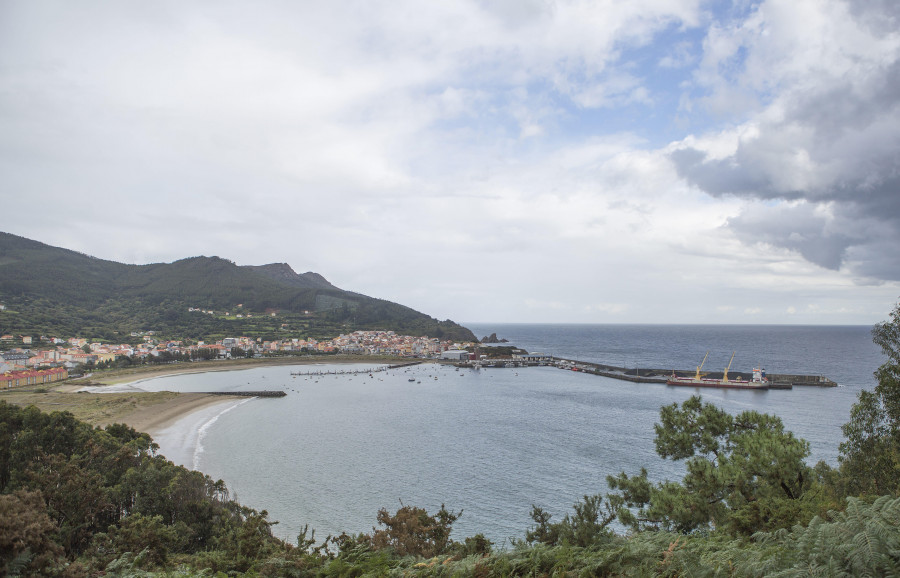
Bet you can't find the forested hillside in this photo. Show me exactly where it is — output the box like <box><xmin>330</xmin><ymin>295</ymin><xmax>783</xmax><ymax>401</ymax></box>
<box><xmin>0</xmin><ymin>232</ymin><xmax>475</xmax><ymax>343</ymax></box>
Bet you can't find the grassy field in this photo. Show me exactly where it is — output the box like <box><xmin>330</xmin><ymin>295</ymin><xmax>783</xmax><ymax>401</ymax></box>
<box><xmin>0</xmin><ymin>387</ymin><xmax>182</xmax><ymax>426</ymax></box>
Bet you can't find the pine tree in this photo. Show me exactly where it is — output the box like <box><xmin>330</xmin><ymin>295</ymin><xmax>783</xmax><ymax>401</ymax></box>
<box><xmin>839</xmin><ymin>299</ymin><xmax>900</xmax><ymax>496</ymax></box>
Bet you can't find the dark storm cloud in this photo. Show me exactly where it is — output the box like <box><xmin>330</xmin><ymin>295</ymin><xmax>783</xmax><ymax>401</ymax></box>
<box><xmin>726</xmin><ymin>203</ymin><xmax>856</xmax><ymax>272</ymax></box>
<box><xmin>846</xmin><ymin>0</ymin><xmax>900</xmax><ymax>35</ymax></box>
<box><xmin>669</xmin><ymin>148</ymin><xmax>803</xmax><ymax>200</ymax></box>
<box><xmin>671</xmin><ymin>26</ymin><xmax>900</xmax><ymax>281</ymax></box>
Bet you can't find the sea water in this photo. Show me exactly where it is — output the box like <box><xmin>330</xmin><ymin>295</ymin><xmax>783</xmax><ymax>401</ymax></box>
<box><xmin>135</xmin><ymin>324</ymin><xmax>885</xmax><ymax>546</ymax></box>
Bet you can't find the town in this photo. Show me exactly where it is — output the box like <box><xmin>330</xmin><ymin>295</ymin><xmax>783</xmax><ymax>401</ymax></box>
<box><xmin>0</xmin><ymin>329</ymin><xmax>482</xmax><ymax>387</ymax></box>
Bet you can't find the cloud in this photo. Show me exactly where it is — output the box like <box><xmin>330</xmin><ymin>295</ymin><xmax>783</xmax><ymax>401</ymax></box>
<box><xmin>669</xmin><ymin>0</ymin><xmax>900</xmax><ymax>281</ymax></box>
<box><xmin>0</xmin><ymin>0</ymin><xmax>898</xmax><ymax>324</ymax></box>
<box><xmin>726</xmin><ymin>201</ymin><xmax>855</xmax><ymax>271</ymax></box>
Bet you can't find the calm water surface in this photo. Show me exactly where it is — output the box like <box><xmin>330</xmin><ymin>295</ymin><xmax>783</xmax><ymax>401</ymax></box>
<box><xmin>138</xmin><ymin>324</ymin><xmax>885</xmax><ymax>546</ymax></box>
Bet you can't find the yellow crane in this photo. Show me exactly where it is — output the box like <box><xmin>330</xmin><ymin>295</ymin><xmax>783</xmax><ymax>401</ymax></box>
<box><xmin>694</xmin><ymin>351</ymin><xmax>710</xmax><ymax>380</ymax></box>
<box><xmin>722</xmin><ymin>351</ymin><xmax>736</xmax><ymax>383</ymax></box>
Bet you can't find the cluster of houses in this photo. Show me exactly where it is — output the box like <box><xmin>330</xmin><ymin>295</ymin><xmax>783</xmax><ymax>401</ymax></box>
<box><xmin>0</xmin><ymin>330</ymin><xmax>477</xmax><ymax>389</ymax></box>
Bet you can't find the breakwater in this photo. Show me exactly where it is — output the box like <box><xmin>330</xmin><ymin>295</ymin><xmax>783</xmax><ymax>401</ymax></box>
<box><xmin>556</xmin><ymin>360</ymin><xmax>838</xmax><ymax>388</ymax></box>
<box><xmin>571</xmin><ymin>361</ymin><xmax>840</xmax><ymax>387</ymax></box>
<box><xmin>458</xmin><ymin>358</ymin><xmax>837</xmax><ymax>388</ymax></box>
<box><xmin>201</xmin><ymin>390</ymin><xmax>287</xmax><ymax>397</ymax></box>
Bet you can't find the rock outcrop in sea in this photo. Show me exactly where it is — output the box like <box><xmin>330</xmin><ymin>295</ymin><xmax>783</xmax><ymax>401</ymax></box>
<box><xmin>481</xmin><ymin>332</ymin><xmax>509</xmax><ymax>343</ymax></box>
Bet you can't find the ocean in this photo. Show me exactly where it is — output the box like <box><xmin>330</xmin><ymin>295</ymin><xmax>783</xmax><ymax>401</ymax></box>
<box><xmin>138</xmin><ymin>323</ymin><xmax>886</xmax><ymax>547</ymax></box>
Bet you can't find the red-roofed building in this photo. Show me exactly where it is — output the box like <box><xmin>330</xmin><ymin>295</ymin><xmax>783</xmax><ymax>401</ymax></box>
<box><xmin>1</xmin><ymin>367</ymin><xmax>69</xmax><ymax>389</ymax></box>
<box><xmin>205</xmin><ymin>344</ymin><xmax>229</xmax><ymax>359</ymax></box>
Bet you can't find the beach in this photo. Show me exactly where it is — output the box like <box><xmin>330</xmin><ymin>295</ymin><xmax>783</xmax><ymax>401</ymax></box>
<box><xmin>12</xmin><ymin>356</ymin><xmax>404</xmax><ymax>467</ymax></box>
<box><xmin>143</xmin><ymin>395</ymin><xmax>251</xmax><ymax>469</ymax></box>
<box><xmin>3</xmin><ymin>355</ymin><xmax>401</xmax><ymax>442</ymax></box>
<box><xmin>102</xmin><ymin>390</ymin><xmax>239</xmax><ymax>434</ymax></box>
<box><xmin>67</xmin><ymin>385</ymin><xmax>244</xmax><ymax>469</ymax></box>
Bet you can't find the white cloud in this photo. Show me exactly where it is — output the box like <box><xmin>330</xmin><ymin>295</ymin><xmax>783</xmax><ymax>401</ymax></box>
<box><xmin>671</xmin><ymin>0</ymin><xmax>900</xmax><ymax>283</ymax></box>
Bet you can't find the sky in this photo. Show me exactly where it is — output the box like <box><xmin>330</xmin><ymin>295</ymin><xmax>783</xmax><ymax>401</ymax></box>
<box><xmin>1</xmin><ymin>0</ymin><xmax>899</xmax><ymax>325</ymax></box>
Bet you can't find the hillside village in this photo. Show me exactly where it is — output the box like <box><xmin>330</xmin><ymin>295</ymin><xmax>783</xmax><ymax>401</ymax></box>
<box><xmin>0</xmin><ymin>329</ymin><xmax>477</xmax><ymax>376</ymax></box>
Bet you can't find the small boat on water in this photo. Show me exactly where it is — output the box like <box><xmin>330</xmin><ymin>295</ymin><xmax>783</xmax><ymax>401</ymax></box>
<box><xmin>666</xmin><ymin>351</ymin><xmax>769</xmax><ymax>390</ymax></box>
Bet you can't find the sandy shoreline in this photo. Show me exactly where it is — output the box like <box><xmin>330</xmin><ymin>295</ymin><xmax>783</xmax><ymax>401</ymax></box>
<box><xmin>2</xmin><ymin>356</ymin><xmax>406</xmax><ymax>441</ymax></box>
<box><xmin>109</xmin><ymin>393</ymin><xmax>239</xmax><ymax>435</ymax></box>
<box><xmin>66</xmin><ymin>355</ymin><xmax>406</xmax><ymax>429</ymax></box>
<box><xmin>106</xmin><ymin>357</ymin><xmax>403</xmax><ymax>468</ymax></box>
<box><xmin>0</xmin><ymin>355</ymin><xmax>414</xmax><ymax>471</ymax></box>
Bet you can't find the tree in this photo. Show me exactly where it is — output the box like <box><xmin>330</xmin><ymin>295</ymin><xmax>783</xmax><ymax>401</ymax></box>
<box><xmin>368</xmin><ymin>503</ymin><xmax>461</xmax><ymax>558</ymax></box>
<box><xmin>0</xmin><ymin>490</ymin><xmax>66</xmax><ymax>576</ymax></box>
<box><xmin>93</xmin><ymin>513</ymin><xmax>184</xmax><ymax>568</ymax></box>
<box><xmin>838</xmin><ymin>299</ymin><xmax>900</xmax><ymax>496</ymax></box>
<box><xmin>608</xmin><ymin>395</ymin><xmax>819</xmax><ymax>535</ymax></box>
<box><xmin>523</xmin><ymin>494</ymin><xmax>620</xmax><ymax>547</ymax></box>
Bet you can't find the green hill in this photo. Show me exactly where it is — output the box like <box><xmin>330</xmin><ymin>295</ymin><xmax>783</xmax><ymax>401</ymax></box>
<box><xmin>0</xmin><ymin>232</ymin><xmax>476</xmax><ymax>343</ymax></box>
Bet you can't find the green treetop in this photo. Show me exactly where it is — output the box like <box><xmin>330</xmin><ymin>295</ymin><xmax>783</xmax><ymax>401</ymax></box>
<box><xmin>838</xmin><ymin>299</ymin><xmax>900</xmax><ymax>496</ymax></box>
<box><xmin>608</xmin><ymin>395</ymin><xmax>820</xmax><ymax>536</ymax></box>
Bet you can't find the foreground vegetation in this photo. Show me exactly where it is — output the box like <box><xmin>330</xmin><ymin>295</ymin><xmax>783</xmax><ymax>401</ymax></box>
<box><xmin>2</xmin><ymin>301</ymin><xmax>900</xmax><ymax>576</ymax></box>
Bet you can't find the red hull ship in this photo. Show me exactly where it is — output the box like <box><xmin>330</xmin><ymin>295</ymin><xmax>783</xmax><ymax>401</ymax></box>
<box><xmin>666</xmin><ymin>351</ymin><xmax>769</xmax><ymax>390</ymax></box>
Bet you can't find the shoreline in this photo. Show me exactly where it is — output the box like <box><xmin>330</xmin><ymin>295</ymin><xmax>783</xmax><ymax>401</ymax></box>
<box><xmin>144</xmin><ymin>395</ymin><xmax>251</xmax><ymax>470</ymax></box>
<box><xmin>3</xmin><ymin>356</ymin><xmax>408</xmax><ymax>438</ymax></box>
<box><xmin>109</xmin><ymin>393</ymin><xmax>241</xmax><ymax>436</ymax></box>
<box><xmin>83</xmin><ymin>356</ymin><xmax>403</xmax><ymax>429</ymax></box>
<box><xmin>72</xmin><ymin>354</ymin><xmax>407</xmax><ymax>387</ymax></box>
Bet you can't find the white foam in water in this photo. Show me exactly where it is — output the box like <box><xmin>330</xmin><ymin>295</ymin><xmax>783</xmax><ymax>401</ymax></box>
<box><xmin>151</xmin><ymin>398</ymin><xmax>244</xmax><ymax>469</ymax></box>
<box><xmin>193</xmin><ymin>397</ymin><xmax>255</xmax><ymax>471</ymax></box>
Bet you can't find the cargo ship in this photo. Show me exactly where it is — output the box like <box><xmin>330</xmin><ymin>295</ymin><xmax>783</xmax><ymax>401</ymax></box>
<box><xmin>666</xmin><ymin>351</ymin><xmax>769</xmax><ymax>390</ymax></box>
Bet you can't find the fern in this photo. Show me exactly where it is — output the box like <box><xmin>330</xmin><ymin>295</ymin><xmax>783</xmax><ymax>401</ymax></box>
<box><xmin>4</xmin><ymin>548</ymin><xmax>33</xmax><ymax>577</ymax></box>
<box><xmin>748</xmin><ymin>495</ymin><xmax>900</xmax><ymax>577</ymax></box>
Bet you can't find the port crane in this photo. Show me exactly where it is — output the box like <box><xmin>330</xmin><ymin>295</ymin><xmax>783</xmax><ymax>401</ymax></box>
<box><xmin>722</xmin><ymin>351</ymin><xmax>736</xmax><ymax>383</ymax></box>
<box><xmin>694</xmin><ymin>351</ymin><xmax>709</xmax><ymax>380</ymax></box>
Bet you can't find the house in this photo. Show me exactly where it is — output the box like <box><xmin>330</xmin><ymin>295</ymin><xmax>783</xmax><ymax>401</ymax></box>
<box><xmin>0</xmin><ymin>352</ymin><xmax>31</xmax><ymax>368</ymax></box>
<box><xmin>206</xmin><ymin>344</ymin><xmax>229</xmax><ymax>359</ymax></box>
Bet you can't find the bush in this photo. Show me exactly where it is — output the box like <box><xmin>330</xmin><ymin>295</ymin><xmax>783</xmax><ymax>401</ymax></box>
<box><xmin>368</xmin><ymin>504</ymin><xmax>462</xmax><ymax>558</ymax></box>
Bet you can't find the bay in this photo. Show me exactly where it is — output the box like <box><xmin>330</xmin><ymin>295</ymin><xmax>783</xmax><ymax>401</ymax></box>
<box><xmin>138</xmin><ymin>323</ymin><xmax>886</xmax><ymax>547</ymax></box>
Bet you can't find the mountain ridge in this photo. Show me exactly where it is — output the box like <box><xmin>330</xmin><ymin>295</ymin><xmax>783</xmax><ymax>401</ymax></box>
<box><xmin>0</xmin><ymin>231</ymin><xmax>476</xmax><ymax>343</ymax></box>
<box><xmin>245</xmin><ymin>263</ymin><xmax>340</xmax><ymax>291</ymax></box>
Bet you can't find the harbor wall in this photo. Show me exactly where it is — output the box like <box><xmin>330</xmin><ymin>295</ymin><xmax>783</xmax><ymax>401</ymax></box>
<box><xmin>201</xmin><ymin>390</ymin><xmax>287</xmax><ymax>397</ymax></box>
<box><xmin>454</xmin><ymin>357</ymin><xmax>837</xmax><ymax>388</ymax></box>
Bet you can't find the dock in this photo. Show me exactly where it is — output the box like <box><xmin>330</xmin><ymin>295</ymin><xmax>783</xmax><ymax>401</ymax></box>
<box><xmin>454</xmin><ymin>358</ymin><xmax>837</xmax><ymax>388</ymax></box>
<box><xmin>201</xmin><ymin>390</ymin><xmax>287</xmax><ymax>397</ymax></box>
<box><xmin>290</xmin><ymin>366</ymin><xmax>387</xmax><ymax>377</ymax></box>
<box><xmin>289</xmin><ymin>361</ymin><xmax>423</xmax><ymax>377</ymax></box>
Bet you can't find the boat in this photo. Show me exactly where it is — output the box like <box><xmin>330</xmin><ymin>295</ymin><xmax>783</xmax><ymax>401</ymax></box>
<box><xmin>666</xmin><ymin>351</ymin><xmax>769</xmax><ymax>390</ymax></box>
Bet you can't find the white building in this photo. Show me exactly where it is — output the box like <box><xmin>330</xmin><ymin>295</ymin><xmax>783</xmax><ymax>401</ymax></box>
<box><xmin>441</xmin><ymin>349</ymin><xmax>470</xmax><ymax>361</ymax></box>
